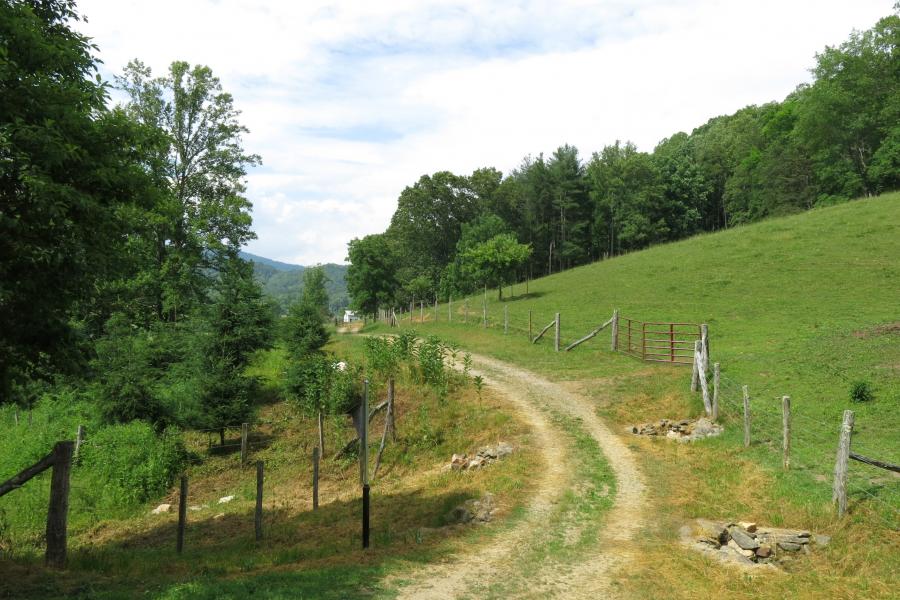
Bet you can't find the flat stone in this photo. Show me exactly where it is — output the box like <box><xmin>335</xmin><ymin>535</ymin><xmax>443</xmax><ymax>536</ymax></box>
<box><xmin>151</xmin><ymin>503</ymin><xmax>171</xmax><ymax>515</ymax></box>
<box><xmin>728</xmin><ymin>539</ymin><xmax>756</xmax><ymax>558</ymax></box>
<box><xmin>218</xmin><ymin>495</ymin><xmax>234</xmax><ymax>504</ymax></box>
<box><xmin>778</xmin><ymin>541</ymin><xmax>802</xmax><ymax>552</ymax></box>
<box><xmin>720</xmin><ymin>545</ymin><xmax>755</xmax><ymax>565</ymax></box>
<box><xmin>755</xmin><ymin>545</ymin><xmax>772</xmax><ymax>559</ymax></box>
<box><xmin>495</xmin><ymin>442</ymin><xmax>513</xmax><ymax>457</ymax></box>
<box><xmin>188</xmin><ymin>505</ymin><xmax>203</xmax><ymax>511</ymax></box>
<box><xmin>738</xmin><ymin>521</ymin><xmax>758</xmax><ymax>533</ymax></box>
<box><xmin>780</xmin><ymin>535</ymin><xmax>810</xmax><ymax>545</ymax></box>
<box><xmin>728</xmin><ymin>526</ymin><xmax>760</xmax><ymax>550</ymax></box>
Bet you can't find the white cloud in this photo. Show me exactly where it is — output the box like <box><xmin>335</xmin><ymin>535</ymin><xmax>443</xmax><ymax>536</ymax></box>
<box><xmin>75</xmin><ymin>0</ymin><xmax>893</xmax><ymax>264</ymax></box>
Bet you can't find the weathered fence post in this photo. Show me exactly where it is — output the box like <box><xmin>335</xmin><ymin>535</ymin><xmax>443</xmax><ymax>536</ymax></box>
<box><xmin>691</xmin><ymin>340</ymin><xmax>700</xmax><ymax>392</ymax></box>
<box><xmin>711</xmin><ymin>363</ymin><xmax>720</xmax><ymax>421</ymax></box>
<box><xmin>832</xmin><ymin>409</ymin><xmax>854</xmax><ymax>518</ymax></box>
<box><xmin>255</xmin><ymin>461</ymin><xmax>264</xmax><ymax>541</ymax></box>
<box><xmin>611</xmin><ymin>309</ymin><xmax>619</xmax><ymax>351</ymax></box>
<box><xmin>448</xmin><ymin>297</ymin><xmax>452</xmax><ymax>322</ymax></box>
<box><xmin>528</xmin><ymin>310</ymin><xmax>533</xmax><ymax>340</ymax></box>
<box><xmin>464</xmin><ymin>299</ymin><xmax>469</xmax><ymax>323</ymax></box>
<box><xmin>361</xmin><ymin>379</ymin><xmax>370</xmax><ymax>549</ymax></box>
<box><xmin>74</xmin><ymin>425</ymin><xmax>85</xmax><ymax>461</ymax></box>
<box><xmin>782</xmin><ymin>396</ymin><xmax>791</xmax><ymax>470</ymax></box>
<box><xmin>696</xmin><ymin>343</ymin><xmax>711</xmax><ymax>415</ymax></box>
<box><xmin>434</xmin><ymin>298</ymin><xmax>438</xmax><ymax>322</ymax></box>
<box><xmin>14</xmin><ymin>409</ymin><xmax>18</xmax><ymax>426</ymax></box>
<box><xmin>313</xmin><ymin>446</ymin><xmax>320</xmax><ymax>510</ymax></box>
<box><xmin>742</xmin><ymin>385</ymin><xmax>751</xmax><ymax>447</ymax></box>
<box><xmin>45</xmin><ymin>441</ymin><xmax>74</xmax><ymax>569</ymax></box>
<box><xmin>409</xmin><ymin>301</ymin><xmax>413</xmax><ymax>323</ymax></box>
<box><xmin>504</xmin><ymin>305</ymin><xmax>508</xmax><ymax>335</ymax></box>
<box><xmin>700</xmin><ymin>323</ymin><xmax>710</xmax><ymax>372</ymax></box>
<box><xmin>176</xmin><ymin>475</ymin><xmax>187</xmax><ymax>554</ymax></box>
<box><xmin>420</xmin><ymin>301</ymin><xmax>424</xmax><ymax>323</ymax></box>
<box><xmin>554</xmin><ymin>312</ymin><xmax>560</xmax><ymax>352</ymax></box>
<box><xmin>240</xmin><ymin>423</ymin><xmax>249</xmax><ymax>466</ymax></box>
<box><xmin>482</xmin><ymin>286</ymin><xmax>487</xmax><ymax>328</ymax></box>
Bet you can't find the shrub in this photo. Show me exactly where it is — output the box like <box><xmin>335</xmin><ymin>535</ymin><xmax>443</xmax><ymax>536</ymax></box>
<box><xmin>850</xmin><ymin>381</ymin><xmax>874</xmax><ymax>403</ymax></box>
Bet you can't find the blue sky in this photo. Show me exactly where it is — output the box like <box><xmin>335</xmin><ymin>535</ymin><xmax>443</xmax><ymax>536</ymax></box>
<box><xmin>76</xmin><ymin>0</ymin><xmax>892</xmax><ymax>265</ymax></box>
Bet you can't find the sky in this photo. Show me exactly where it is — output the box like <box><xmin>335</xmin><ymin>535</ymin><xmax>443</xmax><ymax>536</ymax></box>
<box><xmin>75</xmin><ymin>0</ymin><xmax>893</xmax><ymax>265</ymax></box>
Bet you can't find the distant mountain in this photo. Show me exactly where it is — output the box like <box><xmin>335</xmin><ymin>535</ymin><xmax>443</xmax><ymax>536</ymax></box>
<box><xmin>239</xmin><ymin>251</ymin><xmax>349</xmax><ymax>315</ymax></box>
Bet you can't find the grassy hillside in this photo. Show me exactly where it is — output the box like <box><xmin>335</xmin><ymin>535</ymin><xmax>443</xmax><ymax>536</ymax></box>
<box><xmin>377</xmin><ymin>192</ymin><xmax>899</xmax><ymax>598</ymax></box>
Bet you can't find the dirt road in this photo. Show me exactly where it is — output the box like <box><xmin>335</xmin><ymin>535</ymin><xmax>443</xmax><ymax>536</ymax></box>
<box><xmin>392</xmin><ymin>353</ymin><xmax>646</xmax><ymax>599</ymax></box>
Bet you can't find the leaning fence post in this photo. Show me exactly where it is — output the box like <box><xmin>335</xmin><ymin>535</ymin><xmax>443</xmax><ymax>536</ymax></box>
<box><xmin>711</xmin><ymin>363</ymin><xmax>720</xmax><ymax>421</ymax></box>
<box><xmin>313</xmin><ymin>446</ymin><xmax>320</xmax><ymax>510</ymax></box>
<box><xmin>691</xmin><ymin>340</ymin><xmax>700</xmax><ymax>392</ymax></box>
<box><xmin>782</xmin><ymin>396</ymin><xmax>791</xmax><ymax>470</ymax></box>
<box><xmin>241</xmin><ymin>423</ymin><xmax>249</xmax><ymax>466</ymax></box>
<box><xmin>832</xmin><ymin>409</ymin><xmax>854</xmax><ymax>518</ymax></box>
<box><xmin>504</xmin><ymin>305</ymin><xmax>508</xmax><ymax>335</ymax></box>
<box><xmin>255</xmin><ymin>461</ymin><xmax>264</xmax><ymax>541</ymax></box>
<box><xmin>45</xmin><ymin>441</ymin><xmax>74</xmax><ymax>569</ymax></box>
<box><xmin>177</xmin><ymin>475</ymin><xmax>187</xmax><ymax>554</ymax></box>
<box><xmin>554</xmin><ymin>313</ymin><xmax>561</xmax><ymax>352</ymax></box>
<box><xmin>611</xmin><ymin>309</ymin><xmax>619</xmax><ymax>351</ymax></box>
<box><xmin>742</xmin><ymin>385</ymin><xmax>751</xmax><ymax>447</ymax></box>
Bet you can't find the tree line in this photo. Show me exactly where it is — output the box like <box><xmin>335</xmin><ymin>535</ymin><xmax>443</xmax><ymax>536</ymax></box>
<box><xmin>347</xmin><ymin>9</ymin><xmax>899</xmax><ymax>314</ymax></box>
<box><xmin>0</xmin><ymin>0</ymin><xmax>320</xmax><ymax>434</ymax></box>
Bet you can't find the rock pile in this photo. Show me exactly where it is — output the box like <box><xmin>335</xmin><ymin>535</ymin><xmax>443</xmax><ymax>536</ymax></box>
<box><xmin>683</xmin><ymin>518</ymin><xmax>830</xmax><ymax>569</ymax></box>
<box><xmin>445</xmin><ymin>493</ymin><xmax>495</xmax><ymax>524</ymax></box>
<box><xmin>630</xmin><ymin>417</ymin><xmax>723</xmax><ymax>442</ymax></box>
<box><xmin>447</xmin><ymin>442</ymin><xmax>513</xmax><ymax>471</ymax></box>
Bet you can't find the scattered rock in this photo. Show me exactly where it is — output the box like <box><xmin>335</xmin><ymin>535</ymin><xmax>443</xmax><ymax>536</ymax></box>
<box><xmin>683</xmin><ymin>518</ymin><xmax>827</xmax><ymax>570</ymax></box>
<box><xmin>151</xmin><ymin>503</ymin><xmax>171</xmax><ymax>515</ymax></box>
<box><xmin>213</xmin><ymin>513</ymin><xmax>225</xmax><ymax>520</ymax></box>
<box><xmin>445</xmin><ymin>493</ymin><xmax>496</xmax><ymax>525</ymax></box>
<box><xmin>629</xmin><ymin>417</ymin><xmax>723</xmax><ymax>442</ymax></box>
<box><xmin>445</xmin><ymin>506</ymin><xmax>474</xmax><ymax>524</ymax></box>
<box><xmin>446</xmin><ymin>442</ymin><xmax>513</xmax><ymax>471</ymax></box>
<box><xmin>188</xmin><ymin>505</ymin><xmax>203</xmax><ymax>512</ymax></box>
<box><xmin>218</xmin><ymin>495</ymin><xmax>234</xmax><ymax>504</ymax></box>
<box><xmin>728</xmin><ymin>526</ymin><xmax>760</xmax><ymax>550</ymax></box>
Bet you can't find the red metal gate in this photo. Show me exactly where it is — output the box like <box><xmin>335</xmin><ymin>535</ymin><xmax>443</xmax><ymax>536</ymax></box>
<box><xmin>619</xmin><ymin>316</ymin><xmax>700</xmax><ymax>365</ymax></box>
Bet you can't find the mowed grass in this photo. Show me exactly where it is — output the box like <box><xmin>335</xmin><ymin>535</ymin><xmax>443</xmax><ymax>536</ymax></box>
<box><xmin>0</xmin><ymin>336</ymin><xmax>537</xmax><ymax>599</ymax></box>
<box><xmin>372</xmin><ymin>192</ymin><xmax>900</xmax><ymax>598</ymax></box>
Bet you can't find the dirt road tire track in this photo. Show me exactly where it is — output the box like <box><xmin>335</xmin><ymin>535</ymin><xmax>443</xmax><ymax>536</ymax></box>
<box><xmin>393</xmin><ymin>353</ymin><xmax>646</xmax><ymax>599</ymax></box>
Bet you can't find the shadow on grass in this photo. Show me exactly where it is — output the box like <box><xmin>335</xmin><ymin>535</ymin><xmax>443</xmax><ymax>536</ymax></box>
<box><xmin>0</xmin><ymin>487</ymin><xmax>478</xmax><ymax>599</ymax></box>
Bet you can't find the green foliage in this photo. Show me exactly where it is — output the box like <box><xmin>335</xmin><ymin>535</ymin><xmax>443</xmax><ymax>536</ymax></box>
<box><xmin>283</xmin><ymin>299</ymin><xmax>329</xmax><ymax>359</ymax></box>
<box><xmin>346</xmin><ymin>233</ymin><xmax>397</xmax><ymax>315</ymax></box>
<box><xmin>849</xmin><ymin>381</ymin><xmax>874</xmax><ymax>403</ymax></box>
<box><xmin>459</xmin><ymin>233</ymin><xmax>532</xmax><ymax>299</ymax></box>
<box><xmin>79</xmin><ymin>423</ymin><xmax>185</xmax><ymax>506</ymax></box>
<box><xmin>300</xmin><ymin>265</ymin><xmax>331</xmax><ymax>318</ymax></box>
<box><xmin>284</xmin><ymin>352</ymin><xmax>332</xmax><ymax>416</ymax></box>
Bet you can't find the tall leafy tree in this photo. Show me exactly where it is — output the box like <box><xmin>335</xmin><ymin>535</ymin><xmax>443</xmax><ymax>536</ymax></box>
<box><xmin>116</xmin><ymin>60</ymin><xmax>260</xmax><ymax>322</ymax></box>
<box><xmin>346</xmin><ymin>233</ymin><xmax>398</xmax><ymax>315</ymax></box>
<box><xmin>0</xmin><ymin>0</ymin><xmax>154</xmax><ymax>401</ymax></box>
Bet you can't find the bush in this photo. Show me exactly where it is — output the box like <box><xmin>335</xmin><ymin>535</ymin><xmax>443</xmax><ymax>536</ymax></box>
<box><xmin>79</xmin><ymin>422</ymin><xmax>185</xmax><ymax>506</ymax></box>
<box><xmin>850</xmin><ymin>381</ymin><xmax>874</xmax><ymax>403</ymax></box>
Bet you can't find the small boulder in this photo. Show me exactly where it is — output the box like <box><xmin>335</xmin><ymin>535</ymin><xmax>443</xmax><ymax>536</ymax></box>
<box><xmin>151</xmin><ymin>503</ymin><xmax>171</xmax><ymax>515</ymax></box>
<box><xmin>755</xmin><ymin>545</ymin><xmax>772</xmax><ymax>559</ymax></box>
<box><xmin>218</xmin><ymin>495</ymin><xmax>234</xmax><ymax>504</ymax></box>
<box><xmin>738</xmin><ymin>521</ymin><xmax>758</xmax><ymax>533</ymax></box>
<box><xmin>728</xmin><ymin>539</ymin><xmax>756</xmax><ymax>558</ymax></box>
<box><xmin>777</xmin><ymin>541</ymin><xmax>802</xmax><ymax>552</ymax></box>
<box><xmin>728</xmin><ymin>526</ymin><xmax>760</xmax><ymax>550</ymax></box>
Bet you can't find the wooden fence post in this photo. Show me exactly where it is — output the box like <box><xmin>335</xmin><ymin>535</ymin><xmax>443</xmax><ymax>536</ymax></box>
<box><xmin>482</xmin><ymin>287</ymin><xmax>487</xmax><ymax>328</ymax></box>
<box><xmin>14</xmin><ymin>409</ymin><xmax>18</xmax><ymax>426</ymax></box>
<box><xmin>74</xmin><ymin>425</ymin><xmax>85</xmax><ymax>461</ymax></box>
<box><xmin>554</xmin><ymin>312</ymin><xmax>560</xmax><ymax>352</ymax></box>
<box><xmin>409</xmin><ymin>301</ymin><xmax>413</xmax><ymax>323</ymax></box>
<box><xmin>712</xmin><ymin>363</ymin><xmax>720</xmax><ymax>421</ymax></box>
<box><xmin>782</xmin><ymin>396</ymin><xmax>791</xmax><ymax>470</ymax></box>
<box><xmin>504</xmin><ymin>305</ymin><xmax>508</xmax><ymax>334</ymax></box>
<box><xmin>241</xmin><ymin>423</ymin><xmax>249</xmax><ymax>466</ymax></box>
<box><xmin>176</xmin><ymin>475</ymin><xmax>187</xmax><ymax>554</ymax></box>
<box><xmin>313</xmin><ymin>446</ymin><xmax>320</xmax><ymax>510</ymax></box>
<box><xmin>255</xmin><ymin>461</ymin><xmax>263</xmax><ymax>541</ymax></box>
<box><xmin>691</xmin><ymin>340</ymin><xmax>700</xmax><ymax>392</ymax></box>
<box><xmin>696</xmin><ymin>344</ymin><xmax>711</xmax><ymax>415</ymax></box>
<box><xmin>742</xmin><ymin>385</ymin><xmax>751</xmax><ymax>447</ymax></box>
<box><xmin>448</xmin><ymin>297</ymin><xmax>452</xmax><ymax>322</ymax></box>
<box><xmin>45</xmin><ymin>441</ymin><xmax>74</xmax><ymax>569</ymax></box>
<box><xmin>832</xmin><ymin>409</ymin><xmax>854</xmax><ymax>518</ymax></box>
<box><xmin>528</xmin><ymin>310</ymin><xmax>533</xmax><ymax>340</ymax></box>
<box><xmin>464</xmin><ymin>300</ymin><xmax>469</xmax><ymax>323</ymax></box>
<box><xmin>434</xmin><ymin>298</ymin><xmax>438</xmax><ymax>322</ymax></box>
<box><xmin>361</xmin><ymin>379</ymin><xmax>370</xmax><ymax>549</ymax></box>
<box><xmin>611</xmin><ymin>309</ymin><xmax>619</xmax><ymax>351</ymax></box>
<box><xmin>420</xmin><ymin>301</ymin><xmax>424</xmax><ymax>323</ymax></box>
<box><xmin>700</xmin><ymin>324</ymin><xmax>710</xmax><ymax>372</ymax></box>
